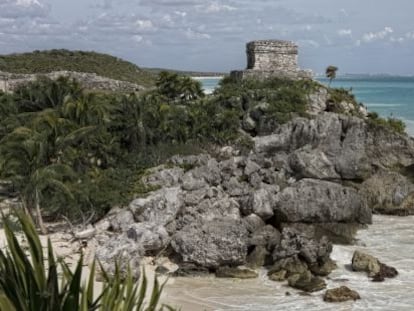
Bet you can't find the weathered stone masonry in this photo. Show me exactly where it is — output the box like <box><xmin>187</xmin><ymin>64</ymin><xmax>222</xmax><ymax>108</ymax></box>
<box><xmin>231</xmin><ymin>40</ymin><xmax>312</xmax><ymax>80</ymax></box>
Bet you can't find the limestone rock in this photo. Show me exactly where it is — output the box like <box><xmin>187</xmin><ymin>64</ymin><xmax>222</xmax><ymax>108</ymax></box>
<box><xmin>176</xmin><ymin>196</ymin><xmax>241</xmax><ymax>230</ymax></box>
<box><xmin>324</xmin><ymin>286</ymin><xmax>361</xmax><ymax>303</ymax></box>
<box><xmin>309</xmin><ymin>258</ymin><xmax>337</xmax><ymax>276</ymax></box>
<box><xmin>96</xmin><ymin>234</ymin><xmax>142</xmax><ymax>280</ymax></box>
<box><xmin>243</xmin><ymin>214</ymin><xmax>266</xmax><ymax>233</ymax></box>
<box><xmin>289</xmin><ymin>147</ymin><xmax>340</xmax><ymax>180</ymax></box>
<box><xmin>268</xmin><ymin>256</ymin><xmax>308</xmax><ymax>281</ymax></box>
<box><xmin>254</xmin><ymin>113</ymin><xmax>414</xmax><ymax>179</ymax></box>
<box><xmin>274</xmin><ymin>179</ymin><xmax>371</xmax><ymax>224</ymax></box>
<box><xmin>288</xmin><ymin>271</ymin><xmax>327</xmax><ymax>292</ymax></box>
<box><xmin>143</xmin><ymin>166</ymin><xmax>184</xmax><ymax>187</ymax></box>
<box><xmin>171</xmin><ymin>218</ymin><xmax>248</xmax><ymax>269</ymax></box>
<box><xmin>247</xmin><ymin>246</ymin><xmax>270</xmax><ymax>268</ymax></box>
<box><xmin>351</xmin><ymin>250</ymin><xmax>381</xmax><ymax>277</ymax></box>
<box><xmin>247</xmin><ymin>188</ymin><xmax>274</xmax><ymax>220</ymax></box>
<box><xmin>372</xmin><ymin>263</ymin><xmax>399</xmax><ymax>282</ymax></box>
<box><xmin>249</xmin><ymin>225</ymin><xmax>281</xmax><ymax>251</ymax></box>
<box><xmin>360</xmin><ymin>171</ymin><xmax>414</xmax><ymax>215</ymax></box>
<box><xmin>129</xmin><ymin>187</ymin><xmax>182</xmax><ymax>227</ymax></box>
<box><xmin>307</xmin><ymin>86</ymin><xmax>328</xmax><ymax>115</ymax></box>
<box><xmin>273</xmin><ymin>228</ymin><xmax>332</xmax><ymax>265</ymax></box>
<box><xmin>125</xmin><ymin>223</ymin><xmax>169</xmax><ymax>253</ymax></box>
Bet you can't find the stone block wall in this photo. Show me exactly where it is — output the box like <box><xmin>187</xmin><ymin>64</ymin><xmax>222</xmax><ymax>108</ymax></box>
<box><xmin>246</xmin><ymin>40</ymin><xmax>299</xmax><ymax>72</ymax></box>
<box><xmin>231</xmin><ymin>39</ymin><xmax>312</xmax><ymax>81</ymax></box>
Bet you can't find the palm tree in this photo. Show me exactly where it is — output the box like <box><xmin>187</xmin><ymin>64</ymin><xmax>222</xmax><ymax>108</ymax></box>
<box><xmin>326</xmin><ymin>66</ymin><xmax>338</xmax><ymax>85</ymax></box>
<box><xmin>0</xmin><ymin>127</ymin><xmax>74</xmax><ymax>233</ymax></box>
<box><xmin>115</xmin><ymin>93</ymin><xmax>147</xmax><ymax>151</ymax></box>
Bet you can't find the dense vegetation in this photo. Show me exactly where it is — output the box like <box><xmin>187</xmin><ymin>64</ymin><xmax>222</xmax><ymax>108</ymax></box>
<box><xmin>0</xmin><ymin>212</ymin><xmax>174</xmax><ymax>311</ymax></box>
<box><xmin>0</xmin><ymin>50</ymin><xmax>156</xmax><ymax>87</ymax></box>
<box><xmin>0</xmin><ymin>71</ymin><xmax>406</xmax><ymax>228</ymax></box>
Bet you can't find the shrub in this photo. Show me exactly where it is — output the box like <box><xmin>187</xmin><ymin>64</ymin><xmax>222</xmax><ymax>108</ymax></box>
<box><xmin>367</xmin><ymin>112</ymin><xmax>406</xmax><ymax>134</ymax></box>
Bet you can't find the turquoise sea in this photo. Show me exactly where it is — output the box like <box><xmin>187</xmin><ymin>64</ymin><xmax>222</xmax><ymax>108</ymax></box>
<box><xmin>196</xmin><ymin>76</ymin><xmax>414</xmax><ymax>136</ymax></box>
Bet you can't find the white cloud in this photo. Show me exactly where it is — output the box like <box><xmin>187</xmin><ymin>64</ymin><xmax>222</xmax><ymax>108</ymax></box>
<box><xmin>362</xmin><ymin>26</ymin><xmax>393</xmax><ymax>43</ymax></box>
<box><xmin>185</xmin><ymin>28</ymin><xmax>210</xmax><ymax>39</ymax></box>
<box><xmin>337</xmin><ymin>29</ymin><xmax>352</xmax><ymax>36</ymax></box>
<box><xmin>196</xmin><ymin>2</ymin><xmax>237</xmax><ymax>14</ymax></box>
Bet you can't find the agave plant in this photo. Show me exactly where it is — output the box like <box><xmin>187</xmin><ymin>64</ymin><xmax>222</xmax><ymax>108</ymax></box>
<box><xmin>0</xmin><ymin>212</ymin><xmax>176</xmax><ymax>311</ymax></box>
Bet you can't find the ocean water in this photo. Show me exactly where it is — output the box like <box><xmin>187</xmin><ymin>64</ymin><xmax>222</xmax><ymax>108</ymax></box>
<box><xmin>196</xmin><ymin>76</ymin><xmax>414</xmax><ymax>136</ymax></box>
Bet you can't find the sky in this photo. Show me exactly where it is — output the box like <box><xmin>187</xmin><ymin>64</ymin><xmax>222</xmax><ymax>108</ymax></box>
<box><xmin>0</xmin><ymin>0</ymin><xmax>414</xmax><ymax>75</ymax></box>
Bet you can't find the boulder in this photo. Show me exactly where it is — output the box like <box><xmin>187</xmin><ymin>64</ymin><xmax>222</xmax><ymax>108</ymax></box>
<box><xmin>246</xmin><ymin>246</ymin><xmax>270</xmax><ymax>268</ymax></box>
<box><xmin>171</xmin><ymin>218</ymin><xmax>249</xmax><ymax>269</ymax></box>
<box><xmin>372</xmin><ymin>263</ymin><xmax>399</xmax><ymax>282</ymax></box>
<box><xmin>107</xmin><ymin>208</ymin><xmax>135</xmax><ymax>232</ymax></box>
<box><xmin>216</xmin><ymin>267</ymin><xmax>258</xmax><ymax>279</ymax></box>
<box><xmin>249</xmin><ymin>225</ymin><xmax>281</xmax><ymax>251</ymax></box>
<box><xmin>351</xmin><ymin>250</ymin><xmax>381</xmax><ymax>277</ymax></box>
<box><xmin>288</xmin><ymin>271</ymin><xmax>327</xmax><ymax>292</ymax></box>
<box><xmin>359</xmin><ymin>171</ymin><xmax>414</xmax><ymax>215</ymax></box>
<box><xmin>273</xmin><ymin>228</ymin><xmax>332</xmax><ymax>265</ymax></box>
<box><xmin>129</xmin><ymin>187</ymin><xmax>183</xmax><ymax>227</ymax></box>
<box><xmin>309</xmin><ymin>258</ymin><xmax>337</xmax><ymax>276</ymax></box>
<box><xmin>324</xmin><ymin>286</ymin><xmax>361</xmax><ymax>302</ymax></box>
<box><xmin>176</xmin><ymin>197</ymin><xmax>241</xmax><ymax>230</ymax></box>
<box><xmin>242</xmin><ymin>214</ymin><xmax>266</xmax><ymax>233</ymax></box>
<box><xmin>95</xmin><ymin>234</ymin><xmax>142</xmax><ymax>280</ymax></box>
<box><xmin>246</xmin><ymin>188</ymin><xmax>274</xmax><ymax>220</ymax></box>
<box><xmin>289</xmin><ymin>147</ymin><xmax>340</xmax><ymax>180</ymax></box>
<box><xmin>274</xmin><ymin>179</ymin><xmax>372</xmax><ymax>224</ymax></box>
<box><xmin>268</xmin><ymin>256</ymin><xmax>308</xmax><ymax>281</ymax></box>
<box><xmin>125</xmin><ymin>223</ymin><xmax>169</xmax><ymax>253</ymax></box>
<box><xmin>142</xmin><ymin>166</ymin><xmax>184</xmax><ymax>187</ymax></box>
<box><xmin>280</xmin><ymin>222</ymin><xmax>364</xmax><ymax>245</ymax></box>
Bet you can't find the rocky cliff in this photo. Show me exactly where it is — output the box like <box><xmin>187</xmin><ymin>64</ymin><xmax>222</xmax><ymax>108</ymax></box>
<box><xmin>88</xmin><ymin>96</ymin><xmax>414</xmax><ymax>292</ymax></box>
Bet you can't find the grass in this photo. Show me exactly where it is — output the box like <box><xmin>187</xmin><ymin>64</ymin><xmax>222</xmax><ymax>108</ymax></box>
<box><xmin>0</xmin><ymin>49</ymin><xmax>156</xmax><ymax>87</ymax></box>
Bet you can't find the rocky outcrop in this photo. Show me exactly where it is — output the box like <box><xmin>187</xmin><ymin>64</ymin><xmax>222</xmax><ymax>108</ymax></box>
<box><xmin>351</xmin><ymin>250</ymin><xmax>398</xmax><ymax>281</ymax></box>
<box><xmin>255</xmin><ymin>113</ymin><xmax>414</xmax><ymax>180</ymax></box>
<box><xmin>324</xmin><ymin>286</ymin><xmax>361</xmax><ymax>303</ymax></box>
<box><xmin>359</xmin><ymin>171</ymin><xmax>414</xmax><ymax>215</ymax></box>
<box><xmin>274</xmin><ymin>179</ymin><xmax>371</xmax><ymax>224</ymax></box>
<box><xmin>0</xmin><ymin>70</ymin><xmax>145</xmax><ymax>93</ymax></box>
<box><xmin>91</xmin><ymin>107</ymin><xmax>414</xmax><ymax>293</ymax></box>
<box><xmin>171</xmin><ymin>218</ymin><xmax>248</xmax><ymax>269</ymax></box>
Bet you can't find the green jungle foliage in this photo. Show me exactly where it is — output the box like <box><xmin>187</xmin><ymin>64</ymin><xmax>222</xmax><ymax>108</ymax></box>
<box><xmin>0</xmin><ymin>71</ymin><xmax>404</xmax><ymax>225</ymax></box>
<box><xmin>0</xmin><ymin>212</ymin><xmax>175</xmax><ymax>311</ymax></box>
<box><xmin>0</xmin><ymin>50</ymin><xmax>156</xmax><ymax>87</ymax></box>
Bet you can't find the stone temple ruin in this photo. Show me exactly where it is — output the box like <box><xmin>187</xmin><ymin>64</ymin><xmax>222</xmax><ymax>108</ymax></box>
<box><xmin>231</xmin><ymin>40</ymin><xmax>312</xmax><ymax>80</ymax></box>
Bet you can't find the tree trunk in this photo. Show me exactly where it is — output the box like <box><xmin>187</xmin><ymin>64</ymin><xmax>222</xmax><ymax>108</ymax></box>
<box><xmin>35</xmin><ymin>189</ymin><xmax>48</xmax><ymax>235</ymax></box>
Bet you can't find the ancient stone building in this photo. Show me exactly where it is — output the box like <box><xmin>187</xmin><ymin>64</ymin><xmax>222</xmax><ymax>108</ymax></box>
<box><xmin>231</xmin><ymin>40</ymin><xmax>312</xmax><ymax>80</ymax></box>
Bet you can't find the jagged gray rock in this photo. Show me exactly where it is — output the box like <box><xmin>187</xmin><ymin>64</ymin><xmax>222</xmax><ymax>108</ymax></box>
<box><xmin>95</xmin><ymin>234</ymin><xmax>142</xmax><ymax>280</ymax></box>
<box><xmin>171</xmin><ymin>218</ymin><xmax>248</xmax><ymax>269</ymax></box>
<box><xmin>129</xmin><ymin>187</ymin><xmax>182</xmax><ymax>227</ymax></box>
<box><xmin>274</xmin><ymin>179</ymin><xmax>372</xmax><ymax>224</ymax></box>
<box><xmin>254</xmin><ymin>113</ymin><xmax>414</xmax><ymax>180</ymax></box>
<box><xmin>273</xmin><ymin>227</ymin><xmax>332</xmax><ymax>265</ymax></box>
<box><xmin>359</xmin><ymin>171</ymin><xmax>414</xmax><ymax>215</ymax></box>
